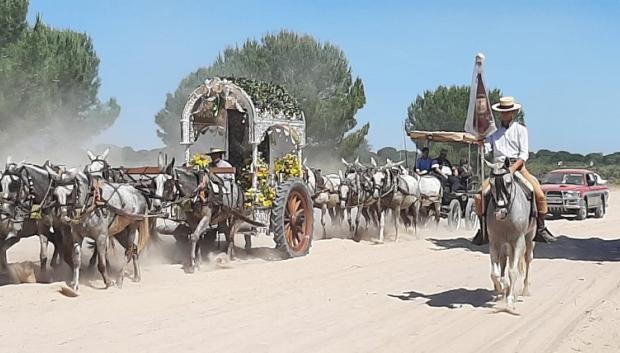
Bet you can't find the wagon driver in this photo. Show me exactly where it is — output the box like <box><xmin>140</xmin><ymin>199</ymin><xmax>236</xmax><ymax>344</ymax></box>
<box><xmin>205</xmin><ymin>148</ymin><xmax>234</xmax><ymax>181</ymax></box>
<box><xmin>471</xmin><ymin>96</ymin><xmax>556</xmax><ymax>245</ymax></box>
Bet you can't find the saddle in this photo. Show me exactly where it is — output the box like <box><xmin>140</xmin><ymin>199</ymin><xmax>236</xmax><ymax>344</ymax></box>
<box><xmin>482</xmin><ymin>171</ymin><xmax>537</xmax><ymax>217</ymax></box>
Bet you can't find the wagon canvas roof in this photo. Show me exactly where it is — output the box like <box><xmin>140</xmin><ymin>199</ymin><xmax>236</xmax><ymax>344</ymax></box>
<box><xmin>408</xmin><ymin>130</ymin><xmax>478</xmax><ymax>144</ymax></box>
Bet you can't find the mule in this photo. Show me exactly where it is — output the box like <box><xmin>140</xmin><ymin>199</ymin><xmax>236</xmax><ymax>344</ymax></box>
<box><xmin>49</xmin><ymin>165</ymin><xmax>152</xmax><ymax>291</ymax></box>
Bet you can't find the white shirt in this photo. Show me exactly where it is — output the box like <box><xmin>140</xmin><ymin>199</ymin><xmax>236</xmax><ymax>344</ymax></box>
<box><xmin>484</xmin><ymin>122</ymin><xmax>529</xmax><ymax>162</ymax></box>
<box><xmin>214</xmin><ymin>159</ymin><xmax>234</xmax><ymax>181</ymax></box>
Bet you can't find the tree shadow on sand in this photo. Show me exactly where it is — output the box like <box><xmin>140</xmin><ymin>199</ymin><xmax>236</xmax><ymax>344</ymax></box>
<box><xmin>388</xmin><ymin>288</ymin><xmax>495</xmax><ymax>309</ymax></box>
<box><xmin>429</xmin><ymin>235</ymin><xmax>620</xmax><ymax>262</ymax></box>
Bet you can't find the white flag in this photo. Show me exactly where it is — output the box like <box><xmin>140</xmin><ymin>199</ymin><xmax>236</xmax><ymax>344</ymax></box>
<box><xmin>464</xmin><ymin>53</ymin><xmax>497</xmax><ymax>139</ymax></box>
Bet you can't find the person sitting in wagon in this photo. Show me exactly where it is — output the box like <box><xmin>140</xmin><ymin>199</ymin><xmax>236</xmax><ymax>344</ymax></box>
<box><xmin>196</xmin><ymin>148</ymin><xmax>235</xmax><ymax>197</ymax></box>
<box><xmin>431</xmin><ymin>149</ymin><xmax>462</xmax><ymax>192</ymax></box>
<box><xmin>205</xmin><ymin>148</ymin><xmax>234</xmax><ymax>181</ymax></box>
<box><xmin>415</xmin><ymin>147</ymin><xmax>433</xmax><ymax>175</ymax></box>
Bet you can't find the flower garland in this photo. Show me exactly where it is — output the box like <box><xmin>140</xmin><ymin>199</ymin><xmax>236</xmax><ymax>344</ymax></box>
<box><xmin>274</xmin><ymin>153</ymin><xmax>302</xmax><ymax>178</ymax></box>
<box><xmin>243</xmin><ymin>157</ymin><xmax>276</xmax><ymax>208</ymax></box>
<box><xmin>188</xmin><ymin>153</ymin><xmax>211</xmax><ymax>169</ymax></box>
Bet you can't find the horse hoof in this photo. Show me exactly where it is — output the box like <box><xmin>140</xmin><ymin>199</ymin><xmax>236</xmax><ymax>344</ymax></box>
<box><xmin>522</xmin><ymin>288</ymin><xmax>531</xmax><ymax>296</ymax></box>
<box><xmin>132</xmin><ymin>276</ymin><xmax>141</xmax><ymax>283</ymax></box>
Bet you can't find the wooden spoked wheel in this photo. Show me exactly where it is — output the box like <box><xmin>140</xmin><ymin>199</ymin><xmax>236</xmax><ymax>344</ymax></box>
<box><xmin>272</xmin><ymin>179</ymin><xmax>313</xmax><ymax>257</ymax></box>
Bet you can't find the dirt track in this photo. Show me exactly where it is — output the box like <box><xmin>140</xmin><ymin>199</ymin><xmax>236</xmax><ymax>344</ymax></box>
<box><xmin>1</xmin><ymin>191</ymin><xmax>619</xmax><ymax>353</ymax></box>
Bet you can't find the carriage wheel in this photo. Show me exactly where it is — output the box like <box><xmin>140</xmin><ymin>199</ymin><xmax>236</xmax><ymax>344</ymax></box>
<box><xmin>272</xmin><ymin>179</ymin><xmax>314</xmax><ymax>258</ymax></box>
<box><xmin>464</xmin><ymin>198</ymin><xmax>479</xmax><ymax>230</ymax></box>
<box><xmin>447</xmin><ymin>199</ymin><xmax>462</xmax><ymax>230</ymax></box>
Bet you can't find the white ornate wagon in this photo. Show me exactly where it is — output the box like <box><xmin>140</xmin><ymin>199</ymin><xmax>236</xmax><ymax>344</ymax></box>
<box><xmin>179</xmin><ymin>77</ymin><xmax>313</xmax><ymax>257</ymax></box>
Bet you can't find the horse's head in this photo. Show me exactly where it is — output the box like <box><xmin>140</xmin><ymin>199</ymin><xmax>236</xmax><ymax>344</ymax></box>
<box><xmin>337</xmin><ymin>170</ymin><xmax>351</xmax><ymax>208</ymax></box>
<box><xmin>46</xmin><ymin>165</ymin><xmax>85</xmax><ymax>223</ymax></box>
<box><xmin>85</xmin><ymin>148</ymin><xmax>110</xmax><ymax>180</ymax></box>
<box><xmin>486</xmin><ymin>159</ymin><xmax>515</xmax><ymax>221</ymax></box>
<box><xmin>152</xmin><ymin>157</ymin><xmax>176</xmax><ymax>210</ymax></box>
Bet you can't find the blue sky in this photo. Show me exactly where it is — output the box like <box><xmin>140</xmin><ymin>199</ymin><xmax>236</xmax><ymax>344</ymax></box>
<box><xmin>27</xmin><ymin>0</ymin><xmax>620</xmax><ymax>154</ymax></box>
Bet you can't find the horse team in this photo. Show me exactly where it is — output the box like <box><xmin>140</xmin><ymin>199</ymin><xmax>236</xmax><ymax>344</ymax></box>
<box><xmin>1</xmin><ymin>150</ymin><xmax>533</xmax><ymax>312</ymax></box>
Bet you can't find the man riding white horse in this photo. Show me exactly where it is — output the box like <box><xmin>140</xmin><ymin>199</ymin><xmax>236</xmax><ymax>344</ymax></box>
<box><xmin>472</xmin><ymin>96</ymin><xmax>556</xmax><ymax>244</ymax></box>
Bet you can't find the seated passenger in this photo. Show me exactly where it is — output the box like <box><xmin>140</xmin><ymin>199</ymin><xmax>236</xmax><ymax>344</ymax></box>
<box><xmin>415</xmin><ymin>147</ymin><xmax>433</xmax><ymax>175</ymax></box>
<box><xmin>458</xmin><ymin>158</ymin><xmax>473</xmax><ymax>189</ymax></box>
<box><xmin>431</xmin><ymin>149</ymin><xmax>462</xmax><ymax>192</ymax></box>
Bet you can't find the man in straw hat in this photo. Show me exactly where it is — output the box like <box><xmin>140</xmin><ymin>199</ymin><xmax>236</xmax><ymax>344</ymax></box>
<box><xmin>472</xmin><ymin>97</ymin><xmax>556</xmax><ymax>244</ymax></box>
<box><xmin>205</xmin><ymin>148</ymin><xmax>234</xmax><ymax>181</ymax></box>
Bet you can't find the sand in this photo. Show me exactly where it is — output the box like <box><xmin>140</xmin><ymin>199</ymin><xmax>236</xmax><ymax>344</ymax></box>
<box><xmin>0</xmin><ymin>191</ymin><xmax>619</xmax><ymax>353</ymax></box>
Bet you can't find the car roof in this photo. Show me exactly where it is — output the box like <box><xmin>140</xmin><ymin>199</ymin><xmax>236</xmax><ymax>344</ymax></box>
<box><xmin>547</xmin><ymin>169</ymin><xmax>592</xmax><ymax>174</ymax></box>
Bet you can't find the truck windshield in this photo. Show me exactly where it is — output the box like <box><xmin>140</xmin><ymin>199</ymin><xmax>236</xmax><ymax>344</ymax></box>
<box><xmin>542</xmin><ymin>172</ymin><xmax>584</xmax><ymax>185</ymax></box>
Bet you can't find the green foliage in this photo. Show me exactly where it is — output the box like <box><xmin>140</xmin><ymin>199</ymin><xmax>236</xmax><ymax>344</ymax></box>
<box><xmin>155</xmin><ymin>30</ymin><xmax>367</xmax><ymax>155</ymax></box>
<box><xmin>0</xmin><ymin>0</ymin><xmax>28</xmax><ymax>49</ymax></box>
<box><xmin>0</xmin><ymin>6</ymin><xmax>118</xmax><ymax>149</ymax></box>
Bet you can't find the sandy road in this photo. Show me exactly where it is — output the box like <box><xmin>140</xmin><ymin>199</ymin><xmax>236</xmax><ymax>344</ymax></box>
<box><xmin>0</xmin><ymin>192</ymin><xmax>619</xmax><ymax>353</ymax></box>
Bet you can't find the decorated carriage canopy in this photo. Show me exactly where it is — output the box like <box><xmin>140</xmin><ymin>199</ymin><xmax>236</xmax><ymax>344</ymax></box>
<box><xmin>180</xmin><ymin>77</ymin><xmax>306</xmax><ymax>147</ymax></box>
<box><xmin>408</xmin><ymin>130</ymin><xmax>478</xmax><ymax>144</ymax></box>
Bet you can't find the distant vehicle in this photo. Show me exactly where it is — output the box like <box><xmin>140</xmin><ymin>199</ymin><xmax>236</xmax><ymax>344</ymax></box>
<box><xmin>541</xmin><ymin>169</ymin><xmax>609</xmax><ymax>220</ymax></box>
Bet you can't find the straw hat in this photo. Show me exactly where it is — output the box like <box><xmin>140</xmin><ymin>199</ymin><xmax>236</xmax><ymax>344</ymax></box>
<box><xmin>492</xmin><ymin>96</ymin><xmax>521</xmax><ymax>112</ymax></box>
<box><xmin>205</xmin><ymin>148</ymin><xmax>226</xmax><ymax>155</ymax></box>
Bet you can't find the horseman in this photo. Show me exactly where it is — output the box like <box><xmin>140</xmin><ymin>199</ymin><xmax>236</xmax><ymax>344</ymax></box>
<box><xmin>472</xmin><ymin>96</ymin><xmax>556</xmax><ymax>245</ymax></box>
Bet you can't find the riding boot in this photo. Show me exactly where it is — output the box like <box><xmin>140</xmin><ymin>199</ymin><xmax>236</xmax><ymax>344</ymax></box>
<box><xmin>533</xmin><ymin>214</ymin><xmax>556</xmax><ymax>243</ymax></box>
<box><xmin>471</xmin><ymin>216</ymin><xmax>488</xmax><ymax>245</ymax></box>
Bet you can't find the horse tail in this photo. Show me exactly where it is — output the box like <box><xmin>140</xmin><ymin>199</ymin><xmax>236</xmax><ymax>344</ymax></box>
<box><xmin>137</xmin><ymin>217</ymin><xmax>151</xmax><ymax>253</ymax></box>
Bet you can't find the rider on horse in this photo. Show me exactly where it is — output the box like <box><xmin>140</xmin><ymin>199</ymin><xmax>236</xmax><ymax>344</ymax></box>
<box><xmin>472</xmin><ymin>96</ymin><xmax>556</xmax><ymax>245</ymax></box>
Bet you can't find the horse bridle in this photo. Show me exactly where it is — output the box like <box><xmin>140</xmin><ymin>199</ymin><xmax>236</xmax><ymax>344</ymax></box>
<box><xmin>489</xmin><ymin>168</ymin><xmax>516</xmax><ymax>213</ymax></box>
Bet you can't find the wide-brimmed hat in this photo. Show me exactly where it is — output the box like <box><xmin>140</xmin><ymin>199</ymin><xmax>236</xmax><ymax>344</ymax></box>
<box><xmin>492</xmin><ymin>96</ymin><xmax>521</xmax><ymax>112</ymax></box>
<box><xmin>205</xmin><ymin>148</ymin><xmax>226</xmax><ymax>155</ymax></box>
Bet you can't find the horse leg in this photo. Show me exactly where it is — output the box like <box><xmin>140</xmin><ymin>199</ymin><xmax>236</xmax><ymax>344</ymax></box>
<box><xmin>378</xmin><ymin>209</ymin><xmax>385</xmax><ymax>243</ymax></box>
<box><xmin>244</xmin><ymin>234</ymin><xmax>252</xmax><ymax>251</ymax></box>
<box><xmin>507</xmin><ymin>239</ymin><xmax>525</xmax><ymax>312</ymax></box>
<box><xmin>0</xmin><ymin>236</ymin><xmax>19</xmax><ymax>272</ymax></box>
<box><xmin>50</xmin><ymin>233</ymin><xmax>63</xmax><ymax>268</ymax></box>
<box><xmin>489</xmin><ymin>244</ymin><xmax>503</xmax><ymax>300</ymax></box>
<box><xmin>95</xmin><ymin>233</ymin><xmax>114</xmax><ymax>288</ymax></box>
<box><xmin>348</xmin><ymin>207</ymin><xmax>354</xmax><ymax>233</ymax></box>
<box><xmin>394</xmin><ymin>206</ymin><xmax>400</xmax><ymax>242</ymax></box>
<box><xmin>321</xmin><ymin>204</ymin><xmax>327</xmax><ymax>239</ymax></box>
<box><xmin>38</xmin><ymin>233</ymin><xmax>49</xmax><ymax>274</ymax></box>
<box><xmin>225</xmin><ymin>222</ymin><xmax>237</xmax><ymax>260</ymax></box>
<box><xmin>70</xmin><ymin>242</ymin><xmax>81</xmax><ymax>291</ymax></box>
<box><xmin>188</xmin><ymin>211</ymin><xmax>211</xmax><ymax>273</ymax></box>
<box><xmin>352</xmin><ymin>206</ymin><xmax>362</xmax><ymax>242</ymax></box>
<box><xmin>522</xmin><ymin>232</ymin><xmax>535</xmax><ymax>296</ymax></box>
<box><xmin>132</xmin><ymin>222</ymin><xmax>146</xmax><ymax>283</ymax></box>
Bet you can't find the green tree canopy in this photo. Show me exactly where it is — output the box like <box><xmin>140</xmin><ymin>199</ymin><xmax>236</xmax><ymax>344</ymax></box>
<box><xmin>155</xmin><ymin>30</ymin><xmax>367</xmax><ymax>157</ymax></box>
<box><xmin>0</xmin><ymin>1</ymin><xmax>119</xmax><ymax>151</ymax></box>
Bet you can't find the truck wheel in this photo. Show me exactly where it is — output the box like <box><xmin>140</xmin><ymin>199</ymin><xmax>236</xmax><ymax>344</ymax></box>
<box><xmin>594</xmin><ymin>199</ymin><xmax>605</xmax><ymax>219</ymax></box>
<box><xmin>576</xmin><ymin>201</ymin><xmax>588</xmax><ymax>221</ymax></box>
<box><xmin>272</xmin><ymin>179</ymin><xmax>313</xmax><ymax>258</ymax></box>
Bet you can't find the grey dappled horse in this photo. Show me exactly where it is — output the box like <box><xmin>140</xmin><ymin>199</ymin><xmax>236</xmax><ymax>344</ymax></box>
<box><xmin>170</xmin><ymin>166</ymin><xmax>251</xmax><ymax>273</ymax></box>
<box><xmin>339</xmin><ymin>159</ymin><xmax>381</xmax><ymax>241</ymax></box>
<box><xmin>485</xmin><ymin>159</ymin><xmax>536</xmax><ymax>313</ymax></box>
<box><xmin>49</xmin><ymin>163</ymin><xmax>152</xmax><ymax>291</ymax></box>
<box><xmin>304</xmin><ymin>166</ymin><xmax>344</xmax><ymax>237</ymax></box>
<box><xmin>0</xmin><ymin>159</ymin><xmax>62</xmax><ymax>273</ymax></box>
<box><xmin>370</xmin><ymin>158</ymin><xmax>419</xmax><ymax>242</ymax></box>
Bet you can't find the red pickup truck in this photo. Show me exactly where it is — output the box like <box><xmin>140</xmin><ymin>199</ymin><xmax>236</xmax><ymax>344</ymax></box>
<box><xmin>541</xmin><ymin>169</ymin><xmax>609</xmax><ymax>220</ymax></box>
